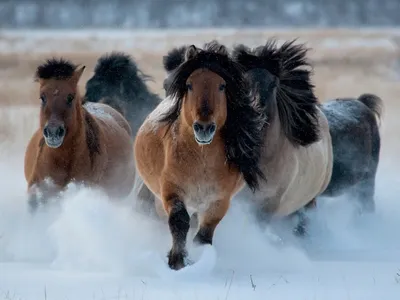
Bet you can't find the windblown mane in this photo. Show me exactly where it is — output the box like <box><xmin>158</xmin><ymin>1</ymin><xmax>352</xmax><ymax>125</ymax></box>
<box><xmin>35</xmin><ymin>58</ymin><xmax>77</xmax><ymax>81</ymax></box>
<box><xmin>160</xmin><ymin>40</ymin><xmax>266</xmax><ymax>191</ymax></box>
<box><xmin>163</xmin><ymin>46</ymin><xmax>188</xmax><ymax>72</ymax></box>
<box><xmin>232</xmin><ymin>39</ymin><xmax>320</xmax><ymax>147</ymax></box>
<box><xmin>93</xmin><ymin>52</ymin><xmax>153</xmax><ymax>84</ymax></box>
<box><xmin>84</xmin><ymin>51</ymin><xmax>160</xmax><ymax>109</ymax></box>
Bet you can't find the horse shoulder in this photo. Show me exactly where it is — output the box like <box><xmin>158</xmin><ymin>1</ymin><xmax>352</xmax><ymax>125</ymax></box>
<box><xmin>24</xmin><ymin>129</ymin><xmax>44</xmax><ymax>187</ymax></box>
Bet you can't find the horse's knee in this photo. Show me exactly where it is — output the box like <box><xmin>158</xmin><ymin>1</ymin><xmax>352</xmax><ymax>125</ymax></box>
<box><xmin>193</xmin><ymin>199</ymin><xmax>229</xmax><ymax>245</ymax></box>
<box><xmin>165</xmin><ymin>197</ymin><xmax>190</xmax><ymax>270</ymax></box>
<box><xmin>292</xmin><ymin>211</ymin><xmax>310</xmax><ymax>237</ymax></box>
<box><xmin>28</xmin><ymin>193</ymin><xmax>39</xmax><ymax>214</ymax></box>
<box><xmin>193</xmin><ymin>227</ymin><xmax>213</xmax><ymax>245</ymax></box>
<box><xmin>168</xmin><ymin>200</ymin><xmax>190</xmax><ymax>239</ymax></box>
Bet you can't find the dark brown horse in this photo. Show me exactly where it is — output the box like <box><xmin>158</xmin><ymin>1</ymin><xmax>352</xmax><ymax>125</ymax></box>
<box><xmin>134</xmin><ymin>41</ymin><xmax>265</xmax><ymax>270</ymax></box>
<box><xmin>24</xmin><ymin>58</ymin><xmax>135</xmax><ymax>212</ymax></box>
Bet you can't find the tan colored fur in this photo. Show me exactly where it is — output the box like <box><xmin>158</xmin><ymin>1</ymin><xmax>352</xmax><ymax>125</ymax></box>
<box><xmin>248</xmin><ymin>106</ymin><xmax>333</xmax><ymax>217</ymax></box>
<box><xmin>135</xmin><ymin>96</ymin><xmax>244</xmax><ymax>221</ymax></box>
<box><xmin>24</xmin><ymin>67</ymin><xmax>135</xmax><ymax>201</ymax></box>
<box><xmin>134</xmin><ymin>69</ymin><xmax>244</xmax><ymax>232</ymax></box>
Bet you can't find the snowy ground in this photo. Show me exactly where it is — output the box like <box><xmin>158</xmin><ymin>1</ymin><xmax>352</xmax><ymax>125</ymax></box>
<box><xmin>1</xmin><ymin>144</ymin><xmax>400</xmax><ymax>300</ymax></box>
<box><xmin>1</xmin><ymin>29</ymin><xmax>400</xmax><ymax>299</ymax></box>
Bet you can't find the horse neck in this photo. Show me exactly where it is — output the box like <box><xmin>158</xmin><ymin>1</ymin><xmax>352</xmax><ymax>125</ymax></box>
<box><xmin>263</xmin><ymin>103</ymin><xmax>287</xmax><ymax>156</ymax></box>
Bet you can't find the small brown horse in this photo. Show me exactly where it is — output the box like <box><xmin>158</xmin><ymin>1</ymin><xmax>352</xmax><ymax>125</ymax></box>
<box><xmin>24</xmin><ymin>58</ymin><xmax>135</xmax><ymax>212</ymax></box>
<box><xmin>134</xmin><ymin>41</ymin><xmax>266</xmax><ymax>270</ymax></box>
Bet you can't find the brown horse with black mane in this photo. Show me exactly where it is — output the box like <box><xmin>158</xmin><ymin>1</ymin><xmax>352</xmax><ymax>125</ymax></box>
<box><xmin>24</xmin><ymin>58</ymin><xmax>135</xmax><ymax>212</ymax></box>
<box><xmin>134</xmin><ymin>41</ymin><xmax>266</xmax><ymax>270</ymax></box>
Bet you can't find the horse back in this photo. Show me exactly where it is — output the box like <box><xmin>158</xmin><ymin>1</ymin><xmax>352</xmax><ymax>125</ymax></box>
<box><xmin>84</xmin><ymin>102</ymin><xmax>132</xmax><ymax>137</ymax></box>
<box><xmin>84</xmin><ymin>102</ymin><xmax>135</xmax><ymax>198</ymax></box>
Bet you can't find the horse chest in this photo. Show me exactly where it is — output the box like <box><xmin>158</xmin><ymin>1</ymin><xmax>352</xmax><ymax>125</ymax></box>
<box><xmin>185</xmin><ymin>181</ymin><xmax>220</xmax><ymax>214</ymax></box>
<box><xmin>170</xmin><ymin>148</ymin><xmax>227</xmax><ymax>214</ymax></box>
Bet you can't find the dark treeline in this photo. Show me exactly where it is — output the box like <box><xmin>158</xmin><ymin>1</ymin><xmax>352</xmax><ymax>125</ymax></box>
<box><xmin>0</xmin><ymin>0</ymin><xmax>399</xmax><ymax>29</ymax></box>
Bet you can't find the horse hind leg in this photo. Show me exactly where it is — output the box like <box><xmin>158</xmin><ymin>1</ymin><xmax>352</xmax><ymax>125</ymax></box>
<box><xmin>352</xmin><ymin>127</ymin><xmax>380</xmax><ymax>215</ymax></box>
<box><xmin>352</xmin><ymin>172</ymin><xmax>376</xmax><ymax>214</ymax></box>
<box><xmin>193</xmin><ymin>199</ymin><xmax>230</xmax><ymax>245</ymax></box>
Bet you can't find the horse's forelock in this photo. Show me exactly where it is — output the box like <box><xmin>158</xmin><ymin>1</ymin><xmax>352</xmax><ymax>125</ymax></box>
<box><xmin>35</xmin><ymin>57</ymin><xmax>77</xmax><ymax>82</ymax></box>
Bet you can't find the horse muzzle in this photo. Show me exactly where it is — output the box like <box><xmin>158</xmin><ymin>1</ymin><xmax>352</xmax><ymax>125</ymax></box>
<box><xmin>193</xmin><ymin>121</ymin><xmax>216</xmax><ymax>145</ymax></box>
<box><xmin>43</xmin><ymin>123</ymin><xmax>66</xmax><ymax>148</ymax></box>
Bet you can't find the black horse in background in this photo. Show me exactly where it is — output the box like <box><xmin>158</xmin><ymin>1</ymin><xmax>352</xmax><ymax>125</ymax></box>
<box><xmin>84</xmin><ymin>52</ymin><xmax>161</xmax><ymax>138</ymax></box>
<box><xmin>320</xmin><ymin>93</ymin><xmax>382</xmax><ymax>213</ymax></box>
<box><xmin>161</xmin><ymin>44</ymin><xmax>383</xmax><ymax>216</ymax></box>
<box><xmin>84</xmin><ymin>52</ymin><xmax>160</xmax><ymax>214</ymax></box>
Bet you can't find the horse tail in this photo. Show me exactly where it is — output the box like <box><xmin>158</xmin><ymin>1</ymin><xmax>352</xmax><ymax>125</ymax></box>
<box><xmin>357</xmin><ymin>93</ymin><xmax>384</xmax><ymax>126</ymax></box>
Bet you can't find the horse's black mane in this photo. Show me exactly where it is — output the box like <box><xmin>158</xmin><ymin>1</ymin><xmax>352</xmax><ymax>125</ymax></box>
<box><xmin>35</xmin><ymin>58</ymin><xmax>77</xmax><ymax>81</ymax></box>
<box><xmin>92</xmin><ymin>52</ymin><xmax>153</xmax><ymax>84</ymax></box>
<box><xmin>161</xmin><ymin>40</ymin><xmax>266</xmax><ymax>191</ymax></box>
<box><xmin>163</xmin><ymin>46</ymin><xmax>188</xmax><ymax>72</ymax></box>
<box><xmin>85</xmin><ymin>52</ymin><xmax>160</xmax><ymax>119</ymax></box>
<box><xmin>232</xmin><ymin>39</ymin><xmax>320</xmax><ymax>147</ymax></box>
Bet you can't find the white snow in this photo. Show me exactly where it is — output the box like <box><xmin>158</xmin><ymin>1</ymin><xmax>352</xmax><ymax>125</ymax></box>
<box><xmin>0</xmin><ymin>28</ymin><xmax>398</xmax><ymax>54</ymax></box>
<box><xmin>0</xmin><ymin>141</ymin><xmax>399</xmax><ymax>300</ymax></box>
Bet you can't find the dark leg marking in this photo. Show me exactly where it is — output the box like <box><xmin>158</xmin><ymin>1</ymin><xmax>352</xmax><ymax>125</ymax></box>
<box><xmin>293</xmin><ymin>199</ymin><xmax>317</xmax><ymax>237</ymax></box>
<box><xmin>193</xmin><ymin>226</ymin><xmax>213</xmax><ymax>245</ymax></box>
<box><xmin>167</xmin><ymin>198</ymin><xmax>190</xmax><ymax>270</ymax></box>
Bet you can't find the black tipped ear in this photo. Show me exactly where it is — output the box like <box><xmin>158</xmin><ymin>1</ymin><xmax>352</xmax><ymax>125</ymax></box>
<box><xmin>217</xmin><ymin>44</ymin><xmax>228</xmax><ymax>56</ymax></box>
<box><xmin>185</xmin><ymin>45</ymin><xmax>198</xmax><ymax>61</ymax></box>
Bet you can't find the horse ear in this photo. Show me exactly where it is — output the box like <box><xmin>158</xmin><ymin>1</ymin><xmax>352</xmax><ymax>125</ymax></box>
<box><xmin>185</xmin><ymin>45</ymin><xmax>198</xmax><ymax>61</ymax></box>
<box><xmin>71</xmin><ymin>65</ymin><xmax>86</xmax><ymax>85</ymax></box>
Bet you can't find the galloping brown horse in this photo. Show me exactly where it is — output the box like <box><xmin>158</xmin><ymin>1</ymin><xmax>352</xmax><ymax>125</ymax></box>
<box><xmin>134</xmin><ymin>41</ymin><xmax>266</xmax><ymax>270</ymax></box>
<box><xmin>24</xmin><ymin>58</ymin><xmax>135</xmax><ymax>212</ymax></box>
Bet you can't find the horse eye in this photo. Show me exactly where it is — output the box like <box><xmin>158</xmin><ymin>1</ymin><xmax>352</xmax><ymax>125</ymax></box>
<box><xmin>219</xmin><ymin>84</ymin><xmax>226</xmax><ymax>91</ymax></box>
<box><xmin>40</xmin><ymin>95</ymin><xmax>46</xmax><ymax>104</ymax></box>
<box><xmin>186</xmin><ymin>83</ymin><xmax>192</xmax><ymax>91</ymax></box>
<box><xmin>67</xmin><ymin>94</ymin><xmax>75</xmax><ymax>105</ymax></box>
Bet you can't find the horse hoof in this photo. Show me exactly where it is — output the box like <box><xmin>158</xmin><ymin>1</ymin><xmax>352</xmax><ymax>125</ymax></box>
<box><xmin>167</xmin><ymin>251</ymin><xmax>187</xmax><ymax>270</ymax></box>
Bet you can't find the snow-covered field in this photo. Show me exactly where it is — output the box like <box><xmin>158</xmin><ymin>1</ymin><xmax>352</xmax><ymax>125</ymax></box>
<box><xmin>1</xmin><ymin>29</ymin><xmax>400</xmax><ymax>300</ymax></box>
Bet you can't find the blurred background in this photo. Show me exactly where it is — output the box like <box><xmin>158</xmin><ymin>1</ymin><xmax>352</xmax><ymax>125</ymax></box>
<box><xmin>0</xmin><ymin>0</ymin><xmax>399</xmax><ymax>172</ymax></box>
<box><xmin>0</xmin><ymin>0</ymin><xmax>400</xmax><ymax>28</ymax></box>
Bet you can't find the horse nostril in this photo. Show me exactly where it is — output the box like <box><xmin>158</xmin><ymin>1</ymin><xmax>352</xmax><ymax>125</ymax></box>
<box><xmin>43</xmin><ymin>127</ymin><xmax>49</xmax><ymax>138</ymax></box>
<box><xmin>193</xmin><ymin>122</ymin><xmax>203</xmax><ymax>133</ymax></box>
<box><xmin>207</xmin><ymin>123</ymin><xmax>216</xmax><ymax>134</ymax></box>
<box><xmin>57</xmin><ymin>126</ymin><xmax>65</xmax><ymax>137</ymax></box>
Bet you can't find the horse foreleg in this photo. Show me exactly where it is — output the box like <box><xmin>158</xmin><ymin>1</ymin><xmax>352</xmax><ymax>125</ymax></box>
<box><xmin>293</xmin><ymin>198</ymin><xmax>316</xmax><ymax>237</ymax></box>
<box><xmin>27</xmin><ymin>180</ymin><xmax>62</xmax><ymax>215</ymax></box>
<box><xmin>193</xmin><ymin>199</ymin><xmax>230</xmax><ymax>245</ymax></box>
<box><xmin>162</xmin><ymin>187</ymin><xmax>191</xmax><ymax>270</ymax></box>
